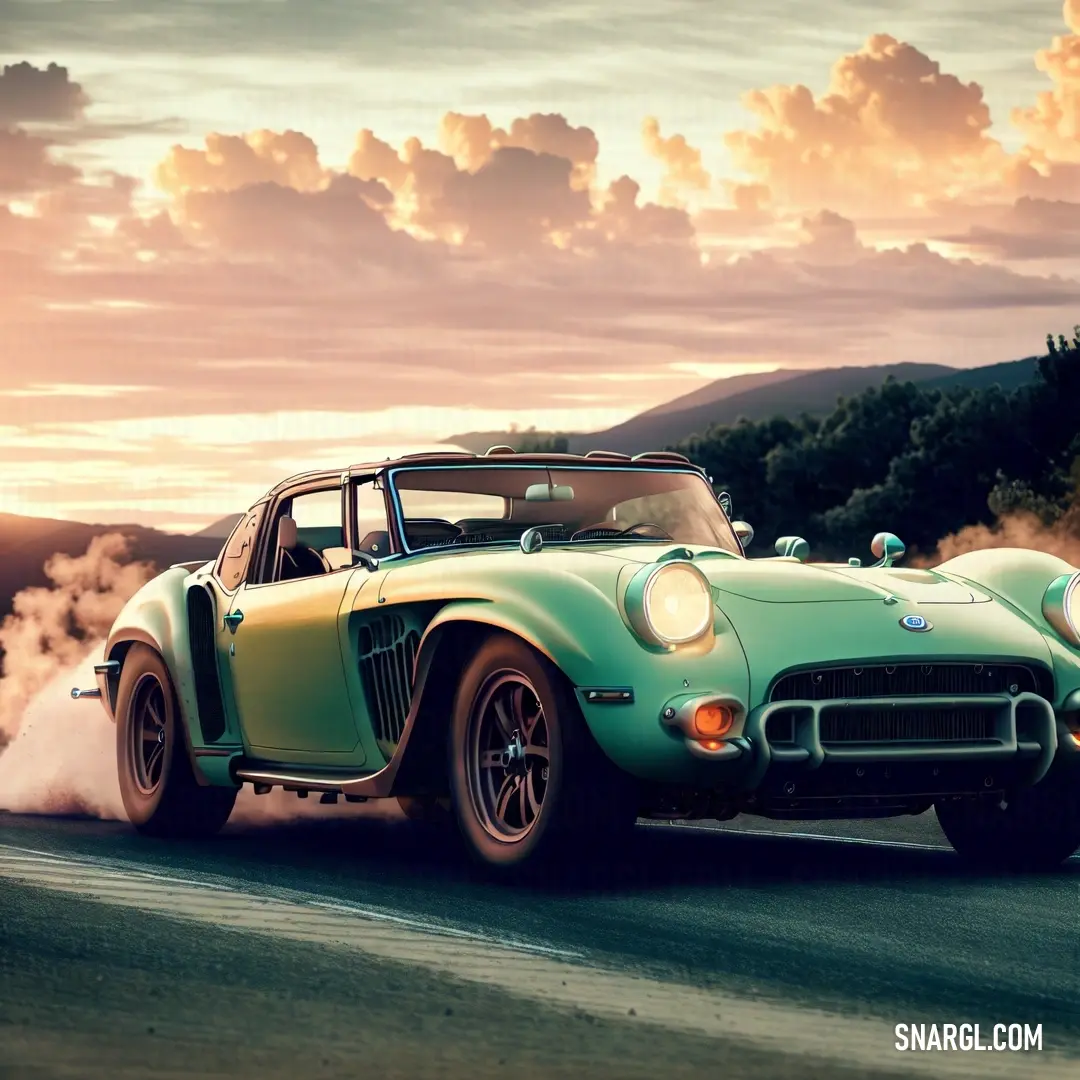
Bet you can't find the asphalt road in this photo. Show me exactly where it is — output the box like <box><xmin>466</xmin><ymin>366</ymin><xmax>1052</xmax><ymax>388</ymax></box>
<box><xmin>1</xmin><ymin>808</ymin><xmax>1077</xmax><ymax>1079</ymax></box>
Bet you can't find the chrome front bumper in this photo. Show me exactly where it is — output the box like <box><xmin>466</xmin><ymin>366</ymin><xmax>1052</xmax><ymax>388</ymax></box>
<box><xmin>738</xmin><ymin>692</ymin><xmax>1059</xmax><ymax>790</ymax></box>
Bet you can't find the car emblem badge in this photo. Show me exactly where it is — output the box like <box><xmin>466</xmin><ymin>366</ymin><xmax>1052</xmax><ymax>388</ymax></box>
<box><xmin>899</xmin><ymin>614</ymin><xmax>932</xmax><ymax>632</ymax></box>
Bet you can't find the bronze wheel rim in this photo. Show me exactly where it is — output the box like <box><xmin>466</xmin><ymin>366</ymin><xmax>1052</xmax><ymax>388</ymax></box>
<box><xmin>129</xmin><ymin>673</ymin><xmax>167</xmax><ymax>796</ymax></box>
<box><xmin>465</xmin><ymin>671</ymin><xmax>550</xmax><ymax>843</ymax></box>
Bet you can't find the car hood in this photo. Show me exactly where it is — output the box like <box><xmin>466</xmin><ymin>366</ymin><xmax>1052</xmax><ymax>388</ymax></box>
<box><xmin>704</xmin><ymin>558</ymin><xmax>990</xmax><ymax>605</ymax></box>
<box><xmin>387</xmin><ymin>544</ymin><xmax>988</xmax><ymax>605</ymax></box>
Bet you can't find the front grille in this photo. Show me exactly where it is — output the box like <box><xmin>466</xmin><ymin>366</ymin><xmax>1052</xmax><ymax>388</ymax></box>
<box><xmin>819</xmin><ymin>706</ymin><xmax>997</xmax><ymax>744</ymax></box>
<box><xmin>770</xmin><ymin>663</ymin><xmax>1044</xmax><ymax>702</ymax></box>
<box><xmin>357</xmin><ymin>614</ymin><xmax>419</xmax><ymax>747</ymax></box>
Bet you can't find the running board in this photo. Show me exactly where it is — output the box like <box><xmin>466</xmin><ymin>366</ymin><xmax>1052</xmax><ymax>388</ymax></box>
<box><xmin>234</xmin><ymin>765</ymin><xmax>388</xmax><ymax>800</ymax></box>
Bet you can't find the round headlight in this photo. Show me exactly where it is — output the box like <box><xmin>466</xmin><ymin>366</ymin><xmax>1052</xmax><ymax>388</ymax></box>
<box><xmin>627</xmin><ymin>562</ymin><xmax>713</xmax><ymax>646</ymax></box>
<box><xmin>1043</xmin><ymin>572</ymin><xmax>1080</xmax><ymax>646</ymax></box>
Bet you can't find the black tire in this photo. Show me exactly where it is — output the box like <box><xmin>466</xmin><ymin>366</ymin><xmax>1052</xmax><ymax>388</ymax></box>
<box><xmin>116</xmin><ymin>644</ymin><xmax>237</xmax><ymax>838</ymax></box>
<box><xmin>448</xmin><ymin>634</ymin><xmax>639</xmax><ymax>876</ymax></box>
<box><xmin>935</xmin><ymin>762</ymin><xmax>1080</xmax><ymax>872</ymax></box>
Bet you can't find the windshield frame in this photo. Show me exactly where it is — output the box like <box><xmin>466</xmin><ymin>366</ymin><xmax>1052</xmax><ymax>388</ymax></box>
<box><xmin>384</xmin><ymin>463</ymin><xmax>743</xmax><ymax>558</ymax></box>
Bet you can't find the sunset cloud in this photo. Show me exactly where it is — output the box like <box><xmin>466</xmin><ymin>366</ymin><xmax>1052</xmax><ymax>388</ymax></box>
<box><xmin>439</xmin><ymin>111</ymin><xmax>599</xmax><ymax>189</ymax></box>
<box><xmin>0</xmin><ymin>61</ymin><xmax>88</xmax><ymax>124</ymax></box>
<box><xmin>1011</xmin><ymin>0</ymin><xmax>1080</xmax><ymax>168</ymax></box>
<box><xmin>641</xmin><ymin>117</ymin><xmax>711</xmax><ymax>206</ymax></box>
<box><xmin>3</xmin><ymin>4</ymin><xmax>1080</xmax><ymax>530</ymax></box>
<box><xmin>155</xmin><ymin>129</ymin><xmax>329</xmax><ymax>195</ymax></box>
<box><xmin>724</xmin><ymin>34</ymin><xmax>1006</xmax><ymax>213</ymax></box>
<box><xmin>0</xmin><ymin>127</ymin><xmax>78</xmax><ymax>193</ymax></box>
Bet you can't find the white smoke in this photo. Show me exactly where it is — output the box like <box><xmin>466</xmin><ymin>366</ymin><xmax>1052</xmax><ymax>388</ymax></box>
<box><xmin>0</xmin><ymin>535</ymin><xmax>402</xmax><ymax>825</ymax></box>
<box><xmin>0</xmin><ymin>533</ymin><xmax>153</xmax><ymax>746</ymax></box>
<box><xmin>0</xmin><ymin>653</ymin><xmax>127</xmax><ymax>818</ymax></box>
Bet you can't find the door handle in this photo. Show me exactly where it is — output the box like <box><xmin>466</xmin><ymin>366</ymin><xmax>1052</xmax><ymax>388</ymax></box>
<box><xmin>223</xmin><ymin>609</ymin><xmax>244</xmax><ymax>630</ymax></box>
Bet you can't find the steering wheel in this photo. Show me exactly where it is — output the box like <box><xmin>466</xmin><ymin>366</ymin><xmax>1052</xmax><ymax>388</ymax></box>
<box><xmin>614</xmin><ymin>521</ymin><xmax>674</xmax><ymax>540</ymax></box>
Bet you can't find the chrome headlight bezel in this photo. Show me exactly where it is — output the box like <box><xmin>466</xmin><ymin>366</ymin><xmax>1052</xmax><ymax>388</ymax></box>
<box><xmin>625</xmin><ymin>561</ymin><xmax>713</xmax><ymax>647</ymax></box>
<box><xmin>1042</xmin><ymin>572</ymin><xmax>1080</xmax><ymax>647</ymax></box>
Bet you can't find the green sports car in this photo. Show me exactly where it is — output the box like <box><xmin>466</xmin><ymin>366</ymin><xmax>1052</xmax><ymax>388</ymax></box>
<box><xmin>74</xmin><ymin>448</ymin><xmax>1080</xmax><ymax>873</ymax></box>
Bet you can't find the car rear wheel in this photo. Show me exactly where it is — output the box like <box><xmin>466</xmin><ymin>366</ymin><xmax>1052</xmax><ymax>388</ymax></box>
<box><xmin>117</xmin><ymin>644</ymin><xmax>237</xmax><ymax>838</ymax></box>
<box><xmin>935</xmin><ymin>762</ymin><xmax>1080</xmax><ymax>871</ymax></box>
<box><xmin>448</xmin><ymin>634</ymin><xmax>639</xmax><ymax>876</ymax></box>
<box><xmin>396</xmin><ymin>795</ymin><xmax>453</xmax><ymax>827</ymax></box>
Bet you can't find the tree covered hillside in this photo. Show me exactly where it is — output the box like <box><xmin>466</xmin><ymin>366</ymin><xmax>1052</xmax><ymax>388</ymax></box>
<box><xmin>677</xmin><ymin>326</ymin><xmax>1080</xmax><ymax>560</ymax></box>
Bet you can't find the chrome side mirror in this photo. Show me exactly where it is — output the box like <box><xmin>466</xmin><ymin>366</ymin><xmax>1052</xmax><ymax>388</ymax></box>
<box><xmin>520</xmin><ymin>527</ymin><xmax>544</xmax><ymax>554</ymax></box>
<box><xmin>717</xmin><ymin>491</ymin><xmax>733</xmax><ymax>516</ymax></box>
<box><xmin>775</xmin><ymin>535</ymin><xmax>810</xmax><ymax>562</ymax></box>
<box><xmin>870</xmin><ymin>531</ymin><xmax>905</xmax><ymax>568</ymax></box>
<box><xmin>732</xmin><ymin>520</ymin><xmax>754</xmax><ymax>547</ymax></box>
<box><xmin>350</xmin><ymin>549</ymin><xmax>380</xmax><ymax>571</ymax></box>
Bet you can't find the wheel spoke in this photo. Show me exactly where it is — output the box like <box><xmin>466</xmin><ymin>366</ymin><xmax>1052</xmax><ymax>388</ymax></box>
<box><xmin>524</xmin><ymin>769</ymin><xmax>542</xmax><ymax>821</ymax></box>
<box><xmin>147</xmin><ymin>698</ymin><xmax>165</xmax><ymax>729</ymax></box>
<box><xmin>492</xmin><ymin>694</ymin><xmax>515</xmax><ymax>738</ymax></box>
<box><xmin>144</xmin><ymin>740</ymin><xmax>164</xmax><ymax>783</ymax></box>
<box><xmin>494</xmin><ymin>774</ymin><xmax>519</xmax><ymax>821</ymax></box>
<box><xmin>521</xmin><ymin>700</ymin><xmax>543</xmax><ymax>739</ymax></box>
<box><xmin>510</xmin><ymin>684</ymin><xmax>527</xmax><ymax>727</ymax></box>
<box><xmin>524</xmin><ymin>742</ymin><xmax>548</xmax><ymax>761</ymax></box>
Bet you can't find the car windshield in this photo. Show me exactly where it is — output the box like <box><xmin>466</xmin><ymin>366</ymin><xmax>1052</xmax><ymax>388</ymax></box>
<box><xmin>389</xmin><ymin>465</ymin><xmax>743</xmax><ymax>555</ymax></box>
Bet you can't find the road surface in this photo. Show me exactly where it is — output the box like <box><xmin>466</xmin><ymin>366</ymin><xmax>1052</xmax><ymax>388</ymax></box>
<box><xmin>1</xmin><ymin>809</ymin><xmax>1077</xmax><ymax>1079</ymax></box>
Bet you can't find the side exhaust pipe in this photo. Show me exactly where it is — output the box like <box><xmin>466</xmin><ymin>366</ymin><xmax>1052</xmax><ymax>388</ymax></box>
<box><xmin>71</xmin><ymin>659</ymin><xmax>119</xmax><ymax>700</ymax></box>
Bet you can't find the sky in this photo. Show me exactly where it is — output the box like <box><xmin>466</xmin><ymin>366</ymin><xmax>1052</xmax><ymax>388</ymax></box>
<box><xmin>1</xmin><ymin>0</ymin><xmax>1080</xmax><ymax>531</ymax></box>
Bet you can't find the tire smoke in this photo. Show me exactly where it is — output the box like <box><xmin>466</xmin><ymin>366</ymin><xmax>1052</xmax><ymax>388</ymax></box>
<box><xmin>0</xmin><ymin>536</ymin><xmax>402</xmax><ymax>825</ymax></box>
<box><xmin>915</xmin><ymin>511</ymin><xmax>1080</xmax><ymax>567</ymax></box>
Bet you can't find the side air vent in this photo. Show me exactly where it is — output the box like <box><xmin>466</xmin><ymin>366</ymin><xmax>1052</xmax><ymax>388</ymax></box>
<box><xmin>186</xmin><ymin>586</ymin><xmax>227</xmax><ymax>742</ymax></box>
<box><xmin>357</xmin><ymin>614</ymin><xmax>420</xmax><ymax>748</ymax></box>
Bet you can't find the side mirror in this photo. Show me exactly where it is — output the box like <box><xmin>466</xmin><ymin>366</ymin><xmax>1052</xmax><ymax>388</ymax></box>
<box><xmin>717</xmin><ymin>491</ymin><xmax>733</xmax><ymax>516</ymax></box>
<box><xmin>731</xmin><ymin>520</ymin><xmax>754</xmax><ymax>547</ymax></box>
<box><xmin>350</xmin><ymin>549</ymin><xmax>380</xmax><ymax>571</ymax></box>
<box><xmin>775</xmin><ymin>535</ymin><xmax>810</xmax><ymax>562</ymax></box>
<box><xmin>870</xmin><ymin>531</ymin><xmax>905</xmax><ymax>568</ymax></box>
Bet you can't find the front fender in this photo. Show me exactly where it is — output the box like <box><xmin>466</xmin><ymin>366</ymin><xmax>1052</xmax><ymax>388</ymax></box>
<box><xmin>419</xmin><ymin>597</ymin><xmax>593</xmax><ymax>677</ymax></box>
<box><xmin>938</xmin><ymin>547</ymin><xmax>1080</xmax><ymax>707</ymax></box>
<box><xmin>408</xmin><ymin>582</ymin><xmax>751</xmax><ymax>783</ymax></box>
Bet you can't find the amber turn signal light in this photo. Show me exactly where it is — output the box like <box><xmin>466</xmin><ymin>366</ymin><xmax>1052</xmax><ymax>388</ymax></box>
<box><xmin>693</xmin><ymin>703</ymin><xmax>734</xmax><ymax>738</ymax></box>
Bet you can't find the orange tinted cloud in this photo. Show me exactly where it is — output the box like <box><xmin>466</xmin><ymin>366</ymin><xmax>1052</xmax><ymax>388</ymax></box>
<box><xmin>641</xmin><ymin>117</ymin><xmax>711</xmax><ymax>206</ymax></box>
<box><xmin>724</xmin><ymin>34</ymin><xmax>1004</xmax><ymax>213</ymax></box>
<box><xmin>155</xmin><ymin>129</ymin><xmax>328</xmax><ymax>195</ymax></box>
<box><xmin>175</xmin><ymin>175</ymin><xmax>401</xmax><ymax>260</ymax></box>
<box><xmin>0</xmin><ymin>127</ymin><xmax>78</xmax><ymax>193</ymax></box>
<box><xmin>439</xmin><ymin>111</ymin><xmax>599</xmax><ymax>189</ymax></box>
<box><xmin>1012</xmin><ymin>0</ymin><xmax>1080</xmax><ymax>166</ymax></box>
<box><xmin>3</xmin><ymin>49</ymin><xmax>1080</xmax><ymax>537</ymax></box>
<box><xmin>596</xmin><ymin>175</ymin><xmax>695</xmax><ymax>245</ymax></box>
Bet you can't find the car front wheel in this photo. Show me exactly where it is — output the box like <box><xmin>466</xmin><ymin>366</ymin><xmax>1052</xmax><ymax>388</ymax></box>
<box><xmin>116</xmin><ymin>644</ymin><xmax>237</xmax><ymax>838</ymax></box>
<box><xmin>935</xmin><ymin>761</ymin><xmax>1080</xmax><ymax>871</ymax></box>
<box><xmin>448</xmin><ymin>634</ymin><xmax>638</xmax><ymax>876</ymax></box>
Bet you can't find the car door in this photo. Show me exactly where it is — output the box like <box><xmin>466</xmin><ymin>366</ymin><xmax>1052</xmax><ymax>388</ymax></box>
<box><xmin>220</xmin><ymin>483</ymin><xmax>363</xmax><ymax>757</ymax></box>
